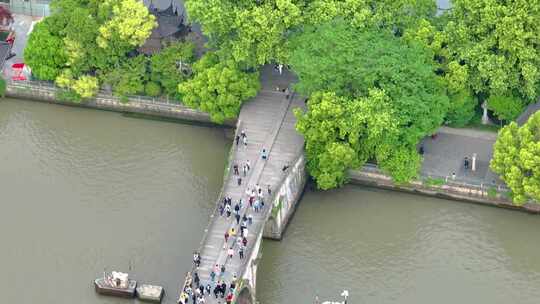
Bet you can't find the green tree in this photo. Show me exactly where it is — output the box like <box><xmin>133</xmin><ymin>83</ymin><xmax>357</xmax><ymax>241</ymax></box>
<box><xmin>446</xmin><ymin>90</ymin><xmax>477</xmax><ymax>127</ymax></box>
<box><xmin>490</xmin><ymin>112</ymin><xmax>540</xmax><ymax>204</ymax></box>
<box><xmin>291</xmin><ymin>20</ymin><xmax>448</xmax><ymax>187</ymax></box>
<box><xmin>303</xmin><ymin>0</ymin><xmax>436</xmax><ymax>31</ymax></box>
<box><xmin>103</xmin><ymin>55</ymin><xmax>148</xmax><ymax>99</ymax></box>
<box><xmin>442</xmin><ymin>0</ymin><xmax>540</xmax><ymax>101</ymax></box>
<box><xmin>24</xmin><ymin>17</ymin><xmax>68</xmax><ymax>81</ymax></box>
<box><xmin>25</xmin><ymin>0</ymin><xmax>155</xmax><ymax>98</ymax></box>
<box><xmin>178</xmin><ymin>53</ymin><xmax>260</xmax><ymax>123</ymax></box>
<box><xmin>150</xmin><ymin>42</ymin><xmax>195</xmax><ymax>98</ymax></box>
<box><xmin>488</xmin><ymin>95</ymin><xmax>526</xmax><ymax>123</ymax></box>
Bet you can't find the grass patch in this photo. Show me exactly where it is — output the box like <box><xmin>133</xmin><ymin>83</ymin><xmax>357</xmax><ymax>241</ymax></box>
<box><xmin>424</xmin><ymin>177</ymin><xmax>445</xmax><ymax>187</ymax></box>
<box><xmin>487</xmin><ymin>187</ymin><xmax>497</xmax><ymax>198</ymax></box>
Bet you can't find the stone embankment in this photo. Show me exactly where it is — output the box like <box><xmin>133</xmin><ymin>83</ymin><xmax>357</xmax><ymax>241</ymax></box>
<box><xmin>5</xmin><ymin>80</ymin><xmax>236</xmax><ymax>127</ymax></box>
<box><xmin>349</xmin><ymin>165</ymin><xmax>540</xmax><ymax>214</ymax></box>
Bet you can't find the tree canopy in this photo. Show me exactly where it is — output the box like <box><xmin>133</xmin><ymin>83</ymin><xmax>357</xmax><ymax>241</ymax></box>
<box><xmin>491</xmin><ymin>112</ymin><xmax>540</xmax><ymax>204</ymax></box>
<box><xmin>292</xmin><ymin>20</ymin><xmax>448</xmax><ymax>188</ymax></box>
<box><xmin>178</xmin><ymin>53</ymin><xmax>260</xmax><ymax>123</ymax></box>
<box><xmin>24</xmin><ymin>0</ymin><xmax>156</xmax><ymax>99</ymax></box>
<box><xmin>442</xmin><ymin>0</ymin><xmax>540</xmax><ymax>101</ymax></box>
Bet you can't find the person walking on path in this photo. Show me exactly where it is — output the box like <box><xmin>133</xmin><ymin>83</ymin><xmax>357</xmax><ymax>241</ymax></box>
<box><xmin>194</xmin><ymin>272</ymin><xmax>200</xmax><ymax>288</ymax></box>
<box><xmin>235</xmin><ymin>213</ymin><xmax>240</xmax><ymax>224</ymax></box>
<box><xmin>210</xmin><ymin>270</ymin><xmax>216</xmax><ymax>282</ymax></box>
<box><xmin>220</xmin><ymin>264</ymin><xmax>226</xmax><ymax>276</ymax></box>
<box><xmin>242</xmin><ymin>236</ymin><xmax>248</xmax><ymax>247</ymax></box>
<box><xmin>233</xmin><ymin>164</ymin><xmax>239</xmax><ymax>175</ymax></box>
<box><xmin>227</xmin><ymin>247</ymin><xmax>234</xmax><ymax>259</ymax></box>
<box><xmin>261</xmin><ymin>148</ymin><xmax>268</xmax><ymax>160</ymax></box>
<box><xmin>246</xmin><ymin>160</ymin><xmax>251</xmax><ymax>171</ymax></box>
<box><xmin>243</xmin><ymin>135</ymin><xmax>248</xmax><ymax>147</ymax></box>
<box><xmin>235</xmin><ymin>134</ymin><xmax>240</xmax><ymax>146</ymax></box>
<box><xmin>247</xmin><ymin>213</ymin><xmax>253</xmax><ymax>225</ymax></box>
<box><xmin>239</xmin><ymin>246</ymin><xmax>244</xmax><ymax>259</ymax></box>
<box><xmin>226</xmin><ymin>292</ymin><xmax>233</xmax><ymax>304</ymax></box>
<box><xmin>242</xmin><ymin>164</ymin><xmax>248</xmax><ymax>176</ymax></box>
<box><xmin>267</xmin><ymin>184</ymin><xmax>271</xmax><ymax>196</ymax></box>
<box><xmin>224</xmin><ymin>231</ymin><xmax>230</xmax><ymax>243</ymax></box>
<box><xmin>237</xmin><ymin>176</ymin><xmax>242</xmax><ymax>186</ymax></box>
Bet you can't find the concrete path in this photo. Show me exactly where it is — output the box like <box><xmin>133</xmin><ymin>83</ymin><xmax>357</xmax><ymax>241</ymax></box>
<box><xmin>421</xmin><ymin>127</ymin><xmax>501</xmax><ymax>187</ymax></box>
<box><xmin>181</xmin><ymin>65</ymin><xmax>304</xmax><ymax>303</ymax></box>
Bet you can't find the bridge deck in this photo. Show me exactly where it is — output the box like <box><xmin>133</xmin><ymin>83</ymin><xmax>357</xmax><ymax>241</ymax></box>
<box><xmin>181</xmin><ymin>66</ymin><xmax>305</xmax><ymax>303</ymax></box>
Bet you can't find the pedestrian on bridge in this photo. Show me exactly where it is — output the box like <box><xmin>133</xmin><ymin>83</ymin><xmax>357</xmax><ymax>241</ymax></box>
<box><xmin>242</xmin><ymin>236</ymin><xmax>248</xmax><ymax>247</ymax></box>
<box><xmin>235</xmin><ymin>213</ymin><xmax>241</xmax><ymax>224</ymax></box>
<box><xmin>226</xmin><ymin>292</ymin><xmax>233</xmax><ymax>304</ymax></box>
<box><xmin>243</xmin><ymin>135</ymin><xmax>248</xmax><ymax>147</ymax></box>
<box><xmin>246</xmin><ymin>160</ymin><xmax>251</xmax><ymax>171</ymax></box>
<box><xmin>247</xmin><ymin>213</ymin><xmax>253</xmax><ymax>225</ymax></box>
<box><xmin>267</xmin><ymin>184</ymin><xmax>272</xmax><ymax>196</ymax></box>
<box><xmin>225</xmin><ymin>204</ymin><xmax>231</xmax><ymax>218</ymax></box>
<box><xmin>242</xmin><ymin>164</ymin><xmax>248</xmax><ymax>176</ymax></box>
<box><xmin>220</xmin><ymin>265</ymin><xmax>226</xmax><ymax>276</ymax></box>
<box><xmin>261</xmin><ymin>148</ymin><xmax>268</xmax><ymax>160</ymax></box>
<box><xmin>233</xmin><ymin>164</ymin><xmax>239</xmax><ymax>175</ymax></box>
<box><xmin>210</xmin><ymin>270</ymin><xmax>216</xmax><ymax>282</ymax></box>
<box><xmin>239</xmin><ymin>246</ymin><xmax>245</xmax><ymax>259</ymax></box>
<box><xmin>228</xmin><ymin>247</ymin><xmax>235</xmax><ymax>258</ymax></box>
<box><xmin>194</xmin><ymin>272</ymin><xmax>200</xmax><ymax>287</ymax></box>
<box><xmin>235</xmin><ymin>134</ymin><xmax>240</xmax><ymax>146</ymax></box>
<box><xmin>224</xmin><ymin>231</ymin><xmax>230</xmax><ymax>243</ymax></box>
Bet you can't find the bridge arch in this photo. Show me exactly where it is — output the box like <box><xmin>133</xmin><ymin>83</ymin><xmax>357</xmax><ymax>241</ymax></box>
<box><xmin>235</xmin><ymin>286</ymin><xmax>254</xmax><ymax>304</ymax></box>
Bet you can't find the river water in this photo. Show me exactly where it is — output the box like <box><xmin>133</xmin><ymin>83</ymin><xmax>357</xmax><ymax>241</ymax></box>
<box><xmin>2</xmin><ymin>99</ymin><xmax>540</xmax><ymax>304</ymax></box>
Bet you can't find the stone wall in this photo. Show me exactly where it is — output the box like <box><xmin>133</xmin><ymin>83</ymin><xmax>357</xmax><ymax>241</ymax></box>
<box><xmin>348</xmin><ymin>166</ymin><xmax>540</xmax><ymax>214</ymax></box>
<box><xmin>263</xmin><ymin>154</ymin><xmax>307</xmax><ymax>240</ymax></box>
<box><xmin>5</xmin><ymin>81</ymin><xmax>237</xmax><ymax>127</ymax></box>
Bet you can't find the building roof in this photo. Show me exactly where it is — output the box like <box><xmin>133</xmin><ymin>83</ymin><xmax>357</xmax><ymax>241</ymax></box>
<box><xmin>139</xmin><ymin>3</ymin><xmax>184</xmax><ymax>55</ymax></box>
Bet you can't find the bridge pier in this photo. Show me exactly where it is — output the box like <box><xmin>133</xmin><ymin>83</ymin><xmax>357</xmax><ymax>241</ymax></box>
<box><xmin>263</xmin><ymin>155</ymin><xmax>307</xmax><ymax>240</ymax></box>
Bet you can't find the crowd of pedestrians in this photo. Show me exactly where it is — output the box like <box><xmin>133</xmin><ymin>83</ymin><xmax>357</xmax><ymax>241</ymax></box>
<box><xmin>179</xmin><ymin>128</ymin><xmax>274</xmax><ymax>304</ymax></box>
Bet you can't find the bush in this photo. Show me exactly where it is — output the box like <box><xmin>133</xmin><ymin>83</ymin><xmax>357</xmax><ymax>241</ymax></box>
<box><xmin>487</xmin><ymin>187</ymin><xmax>497</xmax><ymax>198</ymax></box>
<box><xmin>488</xmin><ymin>95</ymin><xmax>525</xmax><ymax>122</ymax></box>
<box><xmin>446</xmin><ymin>90</ymin><xmax>477</xmax><ymax>127</ymax></box>
<box><xmin>0</xmin><ymin>77</ymin><xmax>6</xmax><ymax>97</ymax></box>
<box><xmin>144</xmin><ymin>82</ymin><xmax>161</xmax><ymax>97</ymax></box>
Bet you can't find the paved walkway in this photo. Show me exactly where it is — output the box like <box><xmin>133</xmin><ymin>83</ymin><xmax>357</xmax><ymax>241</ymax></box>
<box><xmin>421</xmin><ymin>126</ymin><xmax>501</xmax><ymax>186</ymax></box>
<box><xmin>180</xmin><ymin>66</ymin><xmax>304</xmax><ymax>304</ymax></box>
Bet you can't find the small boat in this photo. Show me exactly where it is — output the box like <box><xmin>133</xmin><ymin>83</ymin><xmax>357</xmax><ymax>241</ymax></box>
<box><xmin>94</xmin><ymin>271</ymin><xmax>137</xmax><ymax>298</ymax></box>
<box><xmin>137</xmin><ymin>284</ymin><xmax>164</xmax><ymax>303</ymax></box>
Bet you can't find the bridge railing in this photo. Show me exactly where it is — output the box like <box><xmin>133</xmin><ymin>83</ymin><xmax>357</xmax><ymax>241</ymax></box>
<box><xmin>179</xmin><ymin>118</ymin><xmax>244</xmax><ymax>297</ymax></box>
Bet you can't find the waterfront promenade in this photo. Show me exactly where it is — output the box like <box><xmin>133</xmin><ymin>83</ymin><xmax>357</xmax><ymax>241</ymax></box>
<box><xmin>182</xmin><ymin>66</ymin><xmax>305</xmax><ymax>303</ymax></box>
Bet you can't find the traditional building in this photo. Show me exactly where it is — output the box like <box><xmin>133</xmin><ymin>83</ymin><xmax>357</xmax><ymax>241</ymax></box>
<box><xmin>139</xmin><ymin>2</ymin><xmax>188</xmax><ymax>55</ymax></box>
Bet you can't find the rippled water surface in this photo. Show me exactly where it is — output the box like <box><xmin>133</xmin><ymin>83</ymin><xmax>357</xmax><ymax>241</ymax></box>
<box><xmin>0</xmin><ymin>99</ymin><xmax>229</xmax><ymax>304</ymax></box>
<box><xmin>258</xmin><ymin>186</ymin><xmax>540</xmax><ymax>304</ymax></box>
<box><xmin>2</xmin><ymin>98</ymin><xmax>540</xmax><ymax>304</ymax></box>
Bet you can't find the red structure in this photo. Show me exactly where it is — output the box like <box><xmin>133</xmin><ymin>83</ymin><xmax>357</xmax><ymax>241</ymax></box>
<box><xmin>11</xmin><ymin>63</ymin><xmax>26</xmax><ymax>81</ymax></box>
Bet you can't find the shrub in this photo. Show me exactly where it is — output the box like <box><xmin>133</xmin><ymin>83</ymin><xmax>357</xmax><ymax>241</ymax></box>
<box><xmin>446</xmin><ymin>90</ymin><xmax>477</xmax><ymax>127</ymax></box>
<box><xmin>144</xmin><ymin>82</ymin><xmax>161</xmax><ymax>97</ymax></box>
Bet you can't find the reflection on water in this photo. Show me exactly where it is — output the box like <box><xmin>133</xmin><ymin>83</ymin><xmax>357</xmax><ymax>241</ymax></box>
<box><xmin>258</xmin><ymin>186</ymin><xmax>540</xmax><ymax>304</ymax></box>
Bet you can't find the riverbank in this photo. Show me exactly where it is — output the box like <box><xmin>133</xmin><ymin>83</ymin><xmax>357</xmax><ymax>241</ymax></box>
<box><xmin>5</xmin><ymin>81</ymin><xmax>537</xmax><ymax>215</ymax></box>
<box><xmin>4</xmin><ymin>81</ymin><xmax>236</xmax><ymax>128</ymax></box>
<box><xmin>349</xmin><ymin>166</ymin><xmax>540</xmax><ymax>214</ymax></box>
